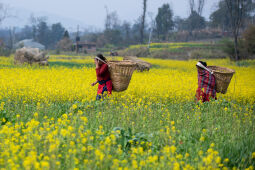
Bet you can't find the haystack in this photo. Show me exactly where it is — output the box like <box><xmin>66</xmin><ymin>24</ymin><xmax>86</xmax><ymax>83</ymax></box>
<box><xmin>14</xmin><ymin>47</ymin><xmax>49</xmax><ymax>65</ymax></box>
<box><xmin>123</xmin><ymin>56</ymin><xmax>151</xmax><ymax>72</ymax></box>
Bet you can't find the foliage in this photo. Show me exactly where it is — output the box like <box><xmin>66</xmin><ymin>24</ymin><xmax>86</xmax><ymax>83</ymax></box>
<box><xmin>189</xmin><ymin>49</ymin><xmax>226</xmax><ymax>59</ymax></box>
<box><xmin>220</xmin><ymin>39</ymin><xmax>242</xmax><ymax>60</ymax></box>
<box><xmin>0</xmin><ymin>47</ymin><xmax>11</xmax><ymax>57</ymax></box>
<box><xmin>243</xmin><ymin>24</ymin><xmax>255</xmax><ymax>56</ymax></box>
<box><xmin>155</xmin><ymin>4</ymin><xmax>174</xmax><ymax>39</ymax></box>
<box><xmin>185</xmin><ymin>11</ymin><xmax>206</xmax><ymax>31</ymax></box>
<box><xmin>224</xmin><ymin>0</ymin><xmax>255</xmax><ymax>60</ymax></box>
<box><xmin>63</xmin><ymin>30</ymin><xmax>70</xmax><ymax>39</ymax></box>
<box><xmin>122</xmin><ymin>42</ymin><xmax>225</xmax><ymax>59</ymax></box>
<box><xmin>220</xmin><ymin>32</ymin><xmax>255</xmax><ymax>60</ymax></box>
<box><xmin>36</xmin><ymin>21</ymin><xmax>50</xmax><ymax>48</ymax></box>
<box><xmin>49</xmin><ymin>23</ymin><xmax>65</xmax><ymax>48</ymax></box>
<box><xmin>57</xmin><ymin>38</ymin><xmax>73</xmax><ymax>51</ymax></box>
<box><xmin>120</xmin><ymin>46</ymin><xmax>150</xmax><ymax>58</ymax></box>
<box><xmin>209</xmin><ymin>1</ymin><xmax>231</xmax><ymax>31</ymax></box>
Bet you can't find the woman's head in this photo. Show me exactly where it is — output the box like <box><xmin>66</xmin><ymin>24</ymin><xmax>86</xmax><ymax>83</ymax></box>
<box><xmin>95</xmin><ymin>54</ymin><xmax>107</xmax><ymax>65</ymax></box>
<box><xmin>196</xmin><ymin>61</ymin><xmax>207</xmax><ymax>72</ymax></box>
<box><xmin>198</xmin><ymin>61</ymin><xmax>207</xmax><ymax>67</ymax></box>
<box><xmin>97</xmin><ymin>54</ymin><xmax>106</xmax><ymax>61</ymax></box>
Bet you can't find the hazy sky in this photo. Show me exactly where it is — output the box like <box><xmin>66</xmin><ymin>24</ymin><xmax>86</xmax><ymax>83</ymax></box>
<box><xmin>2</xmin><ymin>0</ymin><xmax>220</xmax><ymax>30</ymax></box>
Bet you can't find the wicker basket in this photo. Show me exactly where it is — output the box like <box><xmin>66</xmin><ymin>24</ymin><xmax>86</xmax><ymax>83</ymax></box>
<box><xmin>207</xmin><ymin>66</ymin><xmax>235</xmax><ymax>94</ymax></box>
<box><xmin>108</xmin><ymin>61</ymin><xmax>137</xmax><ymax>92</ymax></box>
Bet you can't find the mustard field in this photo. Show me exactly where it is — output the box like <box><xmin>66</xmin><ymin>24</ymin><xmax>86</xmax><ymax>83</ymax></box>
<box><xmin>0</xmin><ymin>56</ymin><xmax>254</xmax><ymax>170</ymax></box>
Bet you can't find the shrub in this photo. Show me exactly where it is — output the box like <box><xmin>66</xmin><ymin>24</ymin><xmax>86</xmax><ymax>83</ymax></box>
<box><xmin>0</xmin><ymin>47</ymin><xmax>11</xmax><ymax>57</ymax></box>
<box><xmin>189</xmin><ymin>49</ymin><xmax>226</xmax><ymax>59</ymax></box>
<box><xmin>243</xmin><ymin>24</ymin><xmax>255</xmax><ymax>56</ymax></box>
<box><xmin>56</xmin><ymin>38</ymin><xmax>73</xmax><ymax>51</ymax></box>
<box><xmin>220</xmin><ymin>38</ymin><xmax>249</xmax><ymax>60</ymax></box>
<box><xmin>119</xmin><ymin>47</ymin><xmax>150</xmax><ymax>57</ymax></box>
<box><xmin>150</xmin><ymin>49</ymin><xmax>188</xmax><ymax>60</ymax></box>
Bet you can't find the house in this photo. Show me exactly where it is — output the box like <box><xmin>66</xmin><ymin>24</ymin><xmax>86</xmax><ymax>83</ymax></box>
<box><xmin>75</xmin><ymin>41</ymin><xmax>97</xmax><ymax>53</ymax></box>
<box><xmin>14</xmin><ymin>39</ymin><xmax>45</xmax><ymax>50</ymax></box>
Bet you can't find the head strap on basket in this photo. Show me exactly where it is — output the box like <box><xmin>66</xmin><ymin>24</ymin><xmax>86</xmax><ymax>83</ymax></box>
<box><xmin>95</xmin><ymin>56</ymin><xmax>109</xmax><ymax>66</ymax></box>
<box><xmin>196</xmin><ymin>62</ymin><xmax>213</xmax><ymax>74</ymax></box>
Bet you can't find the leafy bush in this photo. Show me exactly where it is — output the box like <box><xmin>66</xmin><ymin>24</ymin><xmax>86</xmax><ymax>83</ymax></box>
<box><xmin>119</xmin><ymin>47</ymin><xmax>150</xmax><ymax>57</ymax></box>
<box><xmin>150</xmin><ymin>49</ymin><xmax>188</xmax><ymax>59</ymax></box>
<box><xmin>220</xmin><ymin>38</ymin><xmax>249</xmax><ymax>60</ymax></box>
<box><xmin>189</xmin><ymin>49</ymin><xmax>226</xmax><ymax>59</ymax></box>
<box><xmin>243</xmin><ymin>24</ymin><xmax>255</xmax><ymax>56</ymax></box>
<box><xmin>0</xmin><ymin>47</ymin><xmax>11</xmax><ymax>57</ymax></box>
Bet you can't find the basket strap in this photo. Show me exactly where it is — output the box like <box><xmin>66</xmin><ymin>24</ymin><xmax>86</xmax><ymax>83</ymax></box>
<box><xmin>95</xmin><ymin>57</ymin><xmax>109</xmax><ymax>66</ymax></box>
<box><xmin>196</xmin><ymin>62</ymin><xmax>213</xmax><ymax>74</ymax></box>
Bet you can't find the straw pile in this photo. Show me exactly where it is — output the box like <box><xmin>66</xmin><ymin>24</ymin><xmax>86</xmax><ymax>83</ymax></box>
<box><xmin>14</xmin><ymin>47</ymin><xmax>49</xmax><ymax>65</ymax></box>
<box><xmin>123</xmin><ymin>56</ymin><xmax>151</xmax><ymax>72</ymax></box>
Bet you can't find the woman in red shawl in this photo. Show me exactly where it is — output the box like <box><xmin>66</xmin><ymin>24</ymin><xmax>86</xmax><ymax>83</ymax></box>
<box><xmin>91</xmin><ymin>54</ymin><xmax>113</xmax><ymax>100</ymax></box>
<box><xmin>196</xmin><ymin>61</ymin><xmax>217</xmax><ymax>102</ymax></box>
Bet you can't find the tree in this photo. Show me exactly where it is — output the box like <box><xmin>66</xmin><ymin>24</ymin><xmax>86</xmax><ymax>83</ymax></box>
<box><xmin>63</xmin><ymin>30</ymin><xmax>70</xmax><ymax>39</ymax></box>
<box><xmin>29</xmin><ymin>14</ymin><xmax>47</xmax><ymax>40</ymax></box>
<box><xmin>36</xmin><ymin>21</ymin><xmax>50</xmax><ymax>48</ymax></box>
<box><xmin>209</xmin><ymin>1</ymin><xmax>231</xmax><ymax>31</ymax></box>
<box><xmin>197</xmin><ymin>0</ymin><xmax>205</xmax><ymax>16</ymax></box>
<box><xmin>0</xmin><ymin>3</ymin><xmax>9</xmax><ymax>25</ymax></box>
<box><xmin>155</xmin><ymin>4</ymin><xmax>174</xmax><ymax>40</ymax></box>
<box><xmin>189</xmin><ymin>0</ymin><xmax>205</xmax><ymax>15</ymax></box>
<box><xmin>105</xmin><ymin>10</ymin><xmax>120</xmax><ymax>30</ymax></box>
<box><xmin>140</xmin><ymin>0</ymin><xmax>148</xmax><ymax>44</ymax></box>
<box><xmin>189</xmin><ymin>0</ymin><xmax>195</xmax><ymax>13</ymax></box>
<box><xmin>224</xmin><ymin>0</ymin><xmax>253</xmax><ymax>60</ymax></box>
<box><xmin>185</xmin><ymin>11</ymin><xmax>206</xmax><ymax>31</ymax></box>
<box><xmin>57</xmin><ymin>31</ymin><xmax>73</xmax><ymax>51</ymax></box>
<box><xmin>243</xmin><ymin>24</ymin><xmax>255</xmax><ymax>56</ymax></box>
<box><xmin>121</xmin><ymin>21</ymin><xmax>132</xmax><ymax>44</ymax></box>
<box><xmin>49</xmin><ymin>23</ymin><xmax>65</xmax><ymax>48</ymax></box>
<box><xmin>8</xmin><ymin>27</ymin><xmax>15</xmax><ymax>49</ymax></box>
<box><xmin>104</xmin><ymin>9</ymin><xmax>122</xmax><ymax>45</ymax></box>
<box><xmin>104</xmin><ymin>29</ymin><xmax>122</xmax><ymax>45</ymax></box>
<box><xmin>19</xmin><ymin>26</ymin><xmax>33</xmax><ymax>40</ymax></box>
<box><xmin>174</xmin><ymin>16</ymin><xmax>186</xmax><ymax>31</ymax></box>
<box><xmin>183</xmin><ymin>0</ymin><xmax>206</xmax><ymax>32</ymax></box>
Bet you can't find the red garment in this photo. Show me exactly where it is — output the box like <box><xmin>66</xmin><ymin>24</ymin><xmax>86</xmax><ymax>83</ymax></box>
<box><xmin>96</xmin><ymin>63</ymin><xmax>112</xmax><ymax>95</ymax></box>
<box><xmin>96</xmin><ymin>63</ymin><xmax>111</xmax><ymax>81</ymax></box>
<box><xmin>196</xmin><ymin>68</ymin><xmax>216</xmax><ymax>102</ymax></box>
<box><xmin>97</xmin><ymin>81</ymin><xmax>112</xmax><ymax>95</ymax></box>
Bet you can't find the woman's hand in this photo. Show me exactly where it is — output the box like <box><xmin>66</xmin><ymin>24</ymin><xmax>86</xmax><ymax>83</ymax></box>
<box><xmin>95</xmin><ymin>59</ymin><xmax>99</xmax><ymax>69</ymax></box>
<box><xmin>91</xmin><ymin>80</ymin><xmax>98</xmax><ymax>86</ymax></box>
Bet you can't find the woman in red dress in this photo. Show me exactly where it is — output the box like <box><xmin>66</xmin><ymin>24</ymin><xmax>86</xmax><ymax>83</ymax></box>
<box><xmin>196</xmin><ymin>61</ymin><xmax>217</xmax><ymax>102</ymax></box>
<box><xmin>91</xmin><ymin>54</ymin><xmax>113</xmax><ymax>100</ymax></box>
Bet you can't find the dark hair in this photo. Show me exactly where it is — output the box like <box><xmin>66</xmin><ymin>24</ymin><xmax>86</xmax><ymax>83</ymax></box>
<box><xmin>199</xmin><ymin>61</ymin><xmax>207</xmax><ymax>67</ymax></box>
<box><xmin>97</xmin><ymin>54</ymin><xmax>107</xmax><ymax>62</ymax></box>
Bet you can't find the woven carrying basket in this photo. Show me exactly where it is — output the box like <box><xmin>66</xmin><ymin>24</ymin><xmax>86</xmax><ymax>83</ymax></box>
<box><xmin>108</xmin><ymin>61</ymin><xmax>137</xmax><ymax>92</ymax></box>
<box><xmin>207</xmin><ymin>66</ymin><xmax>235</xmax><ymax>94</ymax></box>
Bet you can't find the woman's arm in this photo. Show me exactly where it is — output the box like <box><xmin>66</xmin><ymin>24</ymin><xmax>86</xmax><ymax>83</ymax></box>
<box><xmin>91</xmin><ymin>80</ymin><xmax>98</xmax><ymax>86</ymax></box>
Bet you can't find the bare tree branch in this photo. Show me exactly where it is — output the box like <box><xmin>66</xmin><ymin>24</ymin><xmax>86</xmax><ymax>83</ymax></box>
<box><xmin>0</xmin><ymin>3</ymin><xmax>9</xmax><ymax>25</ymax></box>
<box><xmin>225</xmin><ymin>0</ymin><xmax>249</xmax><ymax>60</ymax></box>
<box><xmin>197</xmin><ymin>0</ymin><xmax>205</xmax><ymax>15</ymax></box>
<box><xmin>140</xmin><ymin>0</ymin><xmax>147</xmax><ymax>43</ymax></box>
<box><xmin>189</xmin><ymin>0</ymin><xmax>195</xmax><ymax>13</ymax></box>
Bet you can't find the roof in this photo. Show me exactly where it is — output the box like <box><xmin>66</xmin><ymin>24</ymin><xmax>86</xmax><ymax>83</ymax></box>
<box><xmin>76</xmin><ymin>42</ymin><xmax>96</xmax><ymax>46</ymax></box>
<box><xmin>15</xmin><ymin>39</ymin><xmax>45</xmax><ymax>50</ymax></box>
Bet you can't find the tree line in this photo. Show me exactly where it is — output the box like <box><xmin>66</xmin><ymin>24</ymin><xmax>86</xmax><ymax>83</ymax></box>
<box><xmin>0</xmin><ymin>0</ymin><xmax>254</xmax><ymax>57</ymax></box>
